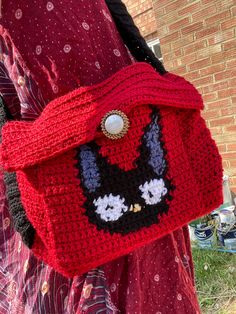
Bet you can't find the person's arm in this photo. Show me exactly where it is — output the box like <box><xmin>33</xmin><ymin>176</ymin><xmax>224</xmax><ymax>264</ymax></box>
<box><xmin>0</xmin><ymin>61</ymin><xmax>21</xmax><ymax>119</ymax></box>
<box><xmin>105</xmin><ymin>0</ymin><xmax>167</xmax><ymax>75</ymax></box>
<box><xmin>0</xmin><ymin>60</ymin><xmax>35</xmax><ymax>248</ymax></box>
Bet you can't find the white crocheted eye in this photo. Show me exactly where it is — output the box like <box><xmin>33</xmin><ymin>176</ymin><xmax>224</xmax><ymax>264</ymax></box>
<box><xmin>139</xmin><ymin>179</ymin><xmax>167</xmax><ymax>205</ymax></box>
<box><xmin>93</xmin><ymin>194</ymin><xmax>128</xmax><ymax>222</ymax></box>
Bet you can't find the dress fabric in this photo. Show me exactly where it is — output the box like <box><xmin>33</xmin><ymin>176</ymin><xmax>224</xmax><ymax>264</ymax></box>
<box><xmin>0</xmin><ymin>1</ymin><xmax>201</xmax><ymax>313</ymax></box>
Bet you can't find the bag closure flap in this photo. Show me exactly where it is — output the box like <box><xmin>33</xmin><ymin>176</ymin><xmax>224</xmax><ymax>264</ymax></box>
<box><xmin>0</xmin><ymin>62</ymin><xmax>203</xmax><ymax>171</ymax></box>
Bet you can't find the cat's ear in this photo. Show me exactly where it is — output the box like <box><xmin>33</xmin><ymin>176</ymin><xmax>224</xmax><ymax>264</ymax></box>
<box><xmin>76</xmin><ymin>145</ymin><xmax>101</xmax><ymax>193</ymax></box>
<box><xmin>138</xmin><ymin>110</ymin><xmax>166</xmax><ymax>176</ymax></box>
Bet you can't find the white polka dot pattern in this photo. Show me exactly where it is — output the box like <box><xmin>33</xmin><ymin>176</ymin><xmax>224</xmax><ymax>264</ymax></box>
<box><xmin>63</xmin><ymin>44</ymin><xmax>71</xmax><ymax>53</ymax></box>
<box><xmin>47</xmin><ymin>2</ymin><xmax>54</xmax><ymax>11</ymax></box>
<box><xmin>36</xmin><ymin>45</ymin><xmax>42</xmax><ymax>55</ymax></box>
<box><xmin>15</xmin><ymin>9</ymin><xmax>23</xmax><ymax>19</ymax></box>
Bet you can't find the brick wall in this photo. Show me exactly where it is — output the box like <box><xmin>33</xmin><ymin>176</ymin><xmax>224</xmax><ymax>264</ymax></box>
<box><xmin>124</xmin><ymin>0</ymin><xmax>157</xmax><ymax>40</ymax></box>
<box><xmin>124</xmin><ymin>0</ymin><xmax>236</xmax><ymax>192</ymax></box>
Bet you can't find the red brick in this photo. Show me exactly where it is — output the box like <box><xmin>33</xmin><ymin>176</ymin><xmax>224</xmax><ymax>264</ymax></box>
<box><xmin>214</xmin><ymin>69</ymin><xmax>236</xmax><ymax>81</ymax></box>
<box><xmin>174</xmin><ymin>65</ymin><xmax>187</xmax><ymax>75</ymax></box>
<box><xmin>202</xmin><ymin>92</ymin><xmax>218</xmax><ymax>102</ymax></box>
<box><xmin>231</xmin><ymin>186</ymin><xmax>236</xmax><ymax>193</ymax></box>
<box><xmin>215</xmin><ymin>134</ymin><xmax>235</xmax><ymax>144</ymax></box>
<box><xmin>209</xmin><ymin>117</ymin><xmax>234</xmax><ymax>127</ymax></box>
<box><xmin>153</xmin><ymin>0</ymin><xmax>173</xmax><ymax>8</ymax></box>
<box><xmin>214</xmin><ymin>0</ymin><xmax>235</xmax><ymax>10</ymax></box>
<box><xmin>224</xmin><ymin>47</ymin><xmax>236</xmax><ymax>59</ymax></box>
<box><xmin>225</xmin><ymin>125</ymin><xmax>236</xmax><ymax>132</ymax></box>
<box><xmin>220</xmin><ymin>152</ymin><xmax>236</xmax><ymax>160</ymax></box>
<box><xmin>211</xmin><ymin>52</ymin><xmax>224</xmax><ymax>64</ymax></box>
<box><xmin>208</xmin><ymin>30</ymin><xmax>234</xmax><ymax>45</ymax></box>
<box><xmin>231</xmin><ymin>6</ymin><xmax>236</xmax><ymax>16</ymax></box>
<box><xmin>218</xmin><ymin>89</ymin><xmax>235</xmax><ymax>99</ymax></box>
<box><xmin>223</xmin><ymin>160</ymin><xmax>230</xmax><ymax>168</ymax></box>
<box><xmin>217</xmin><ymin>144</ymin><xmax>227</xmax><ymax>153</ymax></box>
<box><xmin>200</xmin><ymin>64</ymin><xmax>225</xmax><ymax>76</ymax></box>
<box><xmin>221</xmin><ymin>107</ymin><xmax>236</xmax><ymax>116</ymax></box>
<box><xmin>163</xmin><ymin>53</ymin><xmax>175</xmax><ymax>62</ymax></box>
<box><xmin>201</xmin><ymin>109</ymin><xmax>220</xmax><ymax>120</ymax></box>
<box><xmin>184</xmin><ymin>71</ymin><xmax>200</xmax><ymax>81</ymax></box>
<box><xmin>201</xmin><ymin>0</ymin><xmax>214</xmax><ymax>4</ymax></box>
<box><xmin>221</xmin><ymin>17</ymin><xmax>236</xmax><ymax>30</ymax></box>
<box><xmin>169</xmin><ymin>17</ymin><xmax>190</xmax><ymax>32</ymax></box>
<box><xmin>196</xmin><ymin>25</ymin><xmax>220</xmax><ymax>39</ymax></box>
<box><xmin>207</xmin><ymin>98</ymin><xmax>231</xmax><ymax>109</ymax></box>
<box><xmin>172</xmin><ymin>59</ymin><xmax>183</xmax><ymax>68</ymax></box>
<box><xmin>222</xmin><ymin>40</ymin><xmax>236</xmax><ymax>51</ymax></box>
<box><xmin>174</xmin><ymin>49</ymin><xmax>183</xmax><ymax>57</ymax></box>
<box><xmin>181</xmin><ymin>22</ymin><xmax>204</xmax><ymax>35</ymax></box>
<box><xmin>183</xmin><ymin>40</ymin><xmax>207</xmax><ymax>55</ymax></box>
<box><xmin>202</xmin><ymin>81</ymin><xmax>228</xmax><ymax>94</ymax></box>
<box><xmin>211</xmin><ymin>48</ymin><xmax>236</xmax><ymax>65</ymax></box>
<box><xmin>229</xmin><ymin>160</ymin><xmax>236</xmax><ymax>168</ymax></box>
<box><xmin>192</xmin><ymin>5</ymin><xmax>217</xmax><ymax>21</ymax></box>
<box><xmin>156</xmin><ymin>26</ymin><xmax>169</xmax><ymax>37</ymax></box>
<box><xmin>227</xmin><ymin>144</ymin><xmax>236</xmax><ymax>151</ymax></box>
<box><xmin>156</xmin><ymin>11</ymin><xmax>178</xmax><ymax>27</ymax></box>
<box><xmin>226</xmin><ymin>59</ymin><xmax>236</xmax><ymax>69</ymax></box>
<box><xmin>178</xmin><ymin>2</ymin><xmax>201</xmax><ymax>16</ymax></box>
<box><xmin>180</xmin><ymin>53</ymin><xmax>197</xmax><ymax>64</ymax></box>
<box><xmin>192</xmin><ymin>75</ymin><xmax>214</xmax><ymax>87</ymax></box>
<box><xmin>164</xmin><ymin>0</ymin><xmax>188</xmax><ymax>13</ymax></box>
<box><xmin>188</xmin><ymin>58</ymin><xmax>211</xmax><ymax>71</ymax></box>
<box><xmin>209</xmin><ymin>126</ymin><xmax>223</xmax><ymax>135</ymax></box>
<box><xmin>228</xmin><ymin>78</ymin><xmax>236</xmax><ymax>88</ymax></box>
<box><xmin>205</xmin><ymin>11</ymin><xmax>231</xmax><ymax>26</ymax></box>
<box><xmin>161</xmin><ymin>43</ymin><xmax>172</xmax><ymax>54</ymax></box>
<box><xmin>164</xmin><ymin>61</ymin><xmax>173</xmax><ymax>69</ymax></box>
<box><xmin>197</xmin><ymin>44</ymin><xmax>222</xmax><ymax>59</ymax></box>
<box><xmin>171</xmin><ymin>34</ymin><xmax>194</xmax><ymax>49</ymax></box>
<box><xmin>160</xmin><ymin>31</ymin><xmax>180</xmax><ymax>44</ymax></box>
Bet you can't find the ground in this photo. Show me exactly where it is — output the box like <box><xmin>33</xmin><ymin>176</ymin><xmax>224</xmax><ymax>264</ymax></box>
<box><xmin>192</xmin><ymin>248</ymin><xmax>236</xmax><ymax>314</ymax></box>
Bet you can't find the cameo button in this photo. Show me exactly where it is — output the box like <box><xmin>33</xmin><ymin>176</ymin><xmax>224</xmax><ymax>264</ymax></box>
<box><xmin>101</xmin><ymin>110</ymin><xmax>129</xmax><ymax>140</ymax></box>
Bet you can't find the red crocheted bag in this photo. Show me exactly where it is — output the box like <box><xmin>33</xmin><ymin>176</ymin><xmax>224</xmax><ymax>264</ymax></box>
<box><xmin>0</xmin><ymin>62</ymin><xmax>223</xmax><ymax>277</ymax></box>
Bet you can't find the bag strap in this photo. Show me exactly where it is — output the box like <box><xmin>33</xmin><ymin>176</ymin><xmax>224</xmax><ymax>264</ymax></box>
<box><xmin>105</xmin><ymin>0</ymin><xmax>167</xmax><ymax>75</ymax></box>
<box><xmin>0</xmin><ymin>62</ymin><xmax>203</xmax><ymax>171</ymax></box>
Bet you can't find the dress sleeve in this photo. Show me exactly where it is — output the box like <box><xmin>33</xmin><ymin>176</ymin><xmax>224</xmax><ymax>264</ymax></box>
<box><xmin>0</xmin><ymin>60</ymin><xmax>21</xmax><ymax>120</ymax></box>
<box><xmin>0</xmin><ymin>39</ymin><xmax>35</xmax><ymax>248</ymax></box>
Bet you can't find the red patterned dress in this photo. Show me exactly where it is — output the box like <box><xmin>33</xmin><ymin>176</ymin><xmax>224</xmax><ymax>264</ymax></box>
<box><xmin>0</xmin><ymin>1</ymin><xmax>201</xmax><ymax>313</ymax></box>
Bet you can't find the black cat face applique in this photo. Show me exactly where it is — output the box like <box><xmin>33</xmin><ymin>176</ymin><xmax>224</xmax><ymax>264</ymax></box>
<box><xmin>76</xmin><ymin>108</ymin><xmax>174</xmax><ymax>234</ymax></box>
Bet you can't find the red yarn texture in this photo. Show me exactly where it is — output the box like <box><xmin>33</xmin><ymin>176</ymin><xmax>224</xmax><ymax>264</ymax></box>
<box><xmin>0</xmin><ymin>62</ymin><xmax>223</xmax><ymax>277</ymax></box>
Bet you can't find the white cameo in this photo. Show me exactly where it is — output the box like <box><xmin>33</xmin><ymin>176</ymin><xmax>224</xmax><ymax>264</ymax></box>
<box><xmin>93</xmin><ymin>194</ymin><xmax>128</xmax><ymax>222</ymax></box>
<box><xmin>104</xmin><ymin>114</ymin><xmax>124</xmax><ymax>135</ymax></box>
<box><xmin>139</xmin><ymin>178</ymin><xmax>167</xmax><ymax>205</ymax></box>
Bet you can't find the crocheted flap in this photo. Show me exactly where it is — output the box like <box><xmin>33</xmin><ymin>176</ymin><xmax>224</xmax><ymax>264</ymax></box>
<box><xmin>0</xmin><ymin>62</ymin><xmax>203</xmax><ymax>171</ymax></box>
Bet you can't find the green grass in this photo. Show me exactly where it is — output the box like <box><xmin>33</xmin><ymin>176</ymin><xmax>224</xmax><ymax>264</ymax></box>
<box><xmin>192</xmin><ymin>248</ymin><xmax>236</xmax><ymax>313</ymax></box>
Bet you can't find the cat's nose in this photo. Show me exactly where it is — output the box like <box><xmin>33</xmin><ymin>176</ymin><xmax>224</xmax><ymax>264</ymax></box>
<box><xmin>129</xmin><ymin>204</ymin><xmax>142</xmax><ymax>213</ymax></box>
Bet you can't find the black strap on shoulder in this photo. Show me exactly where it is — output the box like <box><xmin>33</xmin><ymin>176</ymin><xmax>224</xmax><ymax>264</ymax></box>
<box><xmin>105</xmin><ymin>0</ymin><xmax>167</xmax><ymax>75</ymax></box>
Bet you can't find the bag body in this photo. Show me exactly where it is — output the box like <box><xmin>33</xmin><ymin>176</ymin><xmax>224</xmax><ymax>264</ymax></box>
<box><xmin>0</xmin><ymin>62</ymin><xmax>223</xmax><ymax>277</ymax></box>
